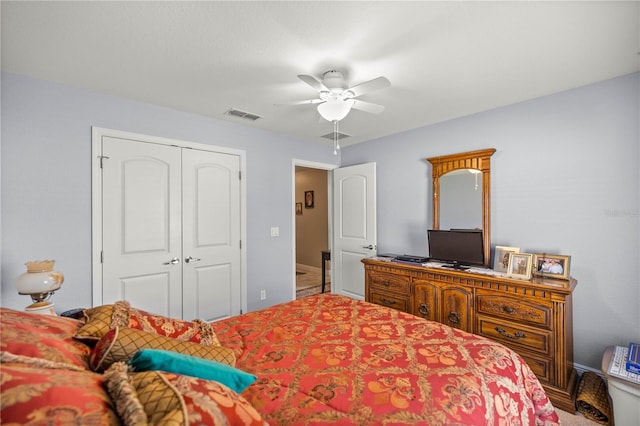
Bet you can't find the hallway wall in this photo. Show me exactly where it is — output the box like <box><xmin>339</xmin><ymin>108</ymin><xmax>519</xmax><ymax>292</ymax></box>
<box><xmin>295</xmin><ymin>167</ymin><xmax>328</xmax><ymax>268</ymax></box>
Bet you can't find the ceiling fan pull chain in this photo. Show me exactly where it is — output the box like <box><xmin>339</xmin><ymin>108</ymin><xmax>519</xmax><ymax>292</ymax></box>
<box><xmin>333</xmin><ymin>120</ymin><xmax>340</xmax><ymax>155</ymax></box>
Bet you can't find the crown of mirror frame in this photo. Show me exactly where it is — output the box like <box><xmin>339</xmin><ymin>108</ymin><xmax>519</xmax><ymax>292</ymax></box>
<box><xmin>16</xmin><ymin>260</ymin><xmax>64</xmax><ymax>315</ymax></box>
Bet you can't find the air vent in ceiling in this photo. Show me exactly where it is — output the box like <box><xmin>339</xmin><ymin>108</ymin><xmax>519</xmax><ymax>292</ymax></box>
<box><xmin>224</xmin><ymin>108</ymin><xmax>262</xmax><ymax>121</ymax></box>
<box><xmin>321</xmin><ymin>131</ymin><xmax>351</xmax><ymax>140</ymax></box>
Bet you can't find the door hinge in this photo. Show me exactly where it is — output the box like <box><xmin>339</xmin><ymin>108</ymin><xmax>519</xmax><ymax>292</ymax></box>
<box><xmin>239</xmin><ymin>240</ymin><xmax>242</xmax><ymax>249</ymax></box>
<box><xmin>238</xmin><ymin>171</ymin><xmax>242</xmax><ymax>180</ymax></box>
<box><xmin>100</xmin><ymin>251</ymin><xmax>104</xmax><ymax>263</ymax></box>
<box><xmin>99</xmin><ymin>155</ymin><xmax>109</xmax><ymax>168</ymax></box>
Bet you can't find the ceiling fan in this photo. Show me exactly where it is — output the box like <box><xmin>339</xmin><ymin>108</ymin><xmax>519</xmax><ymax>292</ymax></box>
<box><xmin>279</xmin><ymin>70</ymin><xmax>391</xmax><ymax>122</ymax></box>
<box><xmin>278</xmin><ymin>70</ymin><xmax>390</xmax><ymax>154</ymax></box>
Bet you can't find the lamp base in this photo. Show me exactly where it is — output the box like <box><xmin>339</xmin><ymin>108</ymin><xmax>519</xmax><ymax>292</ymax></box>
<box><xmin>25</xmin><ymin>301</ymin><xmax>56</xmax><ymax>316</ymax></box>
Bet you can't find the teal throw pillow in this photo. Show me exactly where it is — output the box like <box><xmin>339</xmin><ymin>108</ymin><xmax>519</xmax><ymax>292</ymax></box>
<box><xmin>129</xmin><ymin>349</ymin><xmax>256</xmax><ymax>393</ymax></box>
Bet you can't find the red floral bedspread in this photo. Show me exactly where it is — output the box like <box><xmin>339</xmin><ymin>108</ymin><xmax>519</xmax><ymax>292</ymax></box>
<box><xmin>212</xmin><ymin>294</ymin><xmax>559</xmax><ymax>425</ymax></box>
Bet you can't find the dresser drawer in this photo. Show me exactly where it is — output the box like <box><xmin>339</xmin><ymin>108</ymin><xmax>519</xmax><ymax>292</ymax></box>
<box><xmin>477</xmin><ymin>316</ymin><xmax>552</xmax><ymax>356</ymax></box>
<box><xmin>518</xmin><ymin>352</ymin><xmax>553</xmax><ymax>385</ymax></box>
<box><xmin>369</xmin><ymin>291</ymin><xmax>409</xmax><ymax>312</ymax></box>
<box><xmin>476</xmin><ymin>292</ymin><xmax>551</xmax><ymax>328</ymax></box>
<box><xmin>368</xmin><ymin>271</ymin><xmax>410</xmax><ymax>295</ymax></box>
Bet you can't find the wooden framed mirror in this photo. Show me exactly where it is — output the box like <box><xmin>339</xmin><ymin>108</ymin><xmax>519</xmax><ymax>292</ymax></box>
<box><xmin>427</xmin><ymin>148</ymin><xmax>496</xmax><ymax>267</ymax></box>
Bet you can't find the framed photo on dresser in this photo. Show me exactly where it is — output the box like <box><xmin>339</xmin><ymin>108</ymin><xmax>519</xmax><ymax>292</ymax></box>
<box><xmin>493</xmin><ymin>246</ymin><xmax>520</xmax><ymax>273</ymax></box>
<box><xmin>507</xmin><ymin>253</ymin><xmax>533</xmax><ymax>280</ymax></box>
<box><xmin>533</xmin><ymin>254</ymin><xmax>571</xmax><ymax>280</ymax></box>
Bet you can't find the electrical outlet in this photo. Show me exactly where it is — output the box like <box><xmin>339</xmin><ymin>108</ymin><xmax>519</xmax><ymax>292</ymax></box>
<box><xmin>260</xmin><ymin>290</ymin><xmax>266</xmax><ymax>300</ymax></box>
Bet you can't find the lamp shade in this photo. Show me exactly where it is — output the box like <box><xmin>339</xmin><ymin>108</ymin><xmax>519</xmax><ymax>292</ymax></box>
<box><xmin>317</xmin><ymin>99</ymin><xmax>354</xmax><ymax>122</ymax></box>
<box><xmin>16</xmin><ymin>260</ymin><xmax>64</xmax><ymax>295</ymax></box>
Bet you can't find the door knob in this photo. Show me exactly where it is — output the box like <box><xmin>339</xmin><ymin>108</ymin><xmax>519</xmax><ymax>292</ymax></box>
<box><xmin>163</xmin><ymin>258</ymin><xmax>180</xmax><ymax>265</ymax></box>
<box><xmin>185</xmin><ymin>256</ymin><xmax>202</xmax><ymax>263</ymax></box>
<box><xmin>362</xmin><ymin>244</ymin><xmax>376</xmax><ymax>250</ymax></box>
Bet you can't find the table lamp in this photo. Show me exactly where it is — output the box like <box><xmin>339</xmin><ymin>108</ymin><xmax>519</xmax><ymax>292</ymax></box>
<box><xmin>16</xmin><ymin>260</ymin><xmax>64</xmax><ymax>315</ymax></box>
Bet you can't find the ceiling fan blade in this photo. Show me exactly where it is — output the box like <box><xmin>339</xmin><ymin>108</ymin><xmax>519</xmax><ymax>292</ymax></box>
<box><xmin>298</xmin><ymin>74</ymin><xmax>329</xmax><ymax>91</ymax></box>
<box><xmin>274</xmin><ymin>99</ymin><xmax>323</xmax><ymax>107</ymax></box>
<box><xmin>351</xmin><ymin>99</ymin><xmax>385</xmax><ymax>114</ymax></box>
<box><xmin>348</xmin><ymin>76</ymin><xmax>391</xmax><ymax>98</ymax></box>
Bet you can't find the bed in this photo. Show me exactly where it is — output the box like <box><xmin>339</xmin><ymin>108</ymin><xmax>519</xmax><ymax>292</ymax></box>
<box><xmin>1</xmin><ymin>293</ymin><xmax>560</xmax><ymax>425</ymax></box>
<box><xmin>213</xmin><ymin>293</ymin><xmax>559</xmax><ymax>425</ymax></box>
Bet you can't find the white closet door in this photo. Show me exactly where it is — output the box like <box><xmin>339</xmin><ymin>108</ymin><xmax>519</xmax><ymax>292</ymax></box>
<box><xmin>101</xmin><ymin>137</ymin><xmax>183</xmax><ymax>318</ymax></box>
<box><xmin>182</xmin><ymin>149</ymin><xmax>241</xmax><ymax>321</ymax></box>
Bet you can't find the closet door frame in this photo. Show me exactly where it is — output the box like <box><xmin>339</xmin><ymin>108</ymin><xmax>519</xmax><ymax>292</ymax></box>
<box><xmin>91</xmin><ymin>127</ymin><xmax>247</xmax><ymax>314</ymax></box>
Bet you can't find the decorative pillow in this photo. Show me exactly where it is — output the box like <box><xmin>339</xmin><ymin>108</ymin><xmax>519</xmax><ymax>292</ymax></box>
<box><xmin>0</xmin><ymin>307</ymin><xmax>91</xmax><ymax>369</ymax></box>
<box><xmin>104</xmin><ymin>362</ymin><xmax>265</xmax><ymax>426</ymax></box>
<box><xmin>0</xmin><ymin>363</ymin><xmax>120</xmax><ymax>424</ymax></box>
<box><xmin>90</xmin><ymin>327</ymin><xmax>236</xmax><ymax>372</ymax></box>
<box><xmin>74</xmin><ymin>301</ymin><xmax>220</xmax><ymax>346</ymax></box>
<box><xmin>130</xmin><ymin>349</ymin><xmax>256</xmax><ymax>393</ymax></box>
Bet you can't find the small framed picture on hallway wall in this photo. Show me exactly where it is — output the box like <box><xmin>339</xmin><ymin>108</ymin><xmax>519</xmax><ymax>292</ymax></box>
<box><xmin>304</xmin><ymin>190</ymin><xmax>314</xmax><ymax>208</ymax></box>
<box><xmin>296</xmin><ymin>203</ymin><xmax>302</xmax><ymax>215</ymax></box>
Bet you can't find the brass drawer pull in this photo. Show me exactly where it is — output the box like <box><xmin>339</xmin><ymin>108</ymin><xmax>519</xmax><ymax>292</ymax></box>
<box><xmin>382</xmin><ymin>280</ymin><xmax>391</xmax><ymax>287</ymax></box>
<box><xmin>419</xmin><ymin>303</ymin><xmax>430</xmax><ymax>316</ymax></box>
<box><xmin>448</xmin><ymin>311</ymin><xmax>460</xmax><ymax>324</ymax></box>
<box><xmin>502</xmin><ymin>306</ymin><xmax>514</xmax><ymax>314</ymax></box>
<box><xmin>379</xmin><ymin>297</ymin><xmax>396</xmax><ymax>305</ymax></box>
<box><xmin>495</xmin><ymin>327</ymin><xmax>526</xmax><ymax>339</ymax></box>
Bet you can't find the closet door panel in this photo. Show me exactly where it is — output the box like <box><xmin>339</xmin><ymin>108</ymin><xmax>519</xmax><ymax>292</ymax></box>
<box><xmin>101</xmin><ymin>137</ymin><xmax>182</xmax><ymax>318</ymax></box>
<box><xmin>192</xmin><ymin>264</ymin><xmax>232</xmax><ymax>322</ymax></box>
<box><xmin>119</xmin><ymin>273</ymin><xmax>172</xmax><ymax>315</ymax></box>
<box><xmin>182</xmin><ymin>149</ymin><xmax>241</xmax><ymax>321</ymax></box>
<box><xmin>195</xmin><ymin>166</ymin><xmax>231</xmax><ymax>246</ymax></box>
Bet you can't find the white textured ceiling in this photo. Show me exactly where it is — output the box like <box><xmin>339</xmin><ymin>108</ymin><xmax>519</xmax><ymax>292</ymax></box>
<box><xmin>2</xmin><ymin>1</ymin><xmax>639</xmax><ymax>147</ymax></box>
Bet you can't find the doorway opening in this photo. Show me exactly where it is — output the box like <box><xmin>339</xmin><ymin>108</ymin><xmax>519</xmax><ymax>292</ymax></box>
<box><xmin>292</xmin><ymin>160</ymin><xmax>337</xmax><ymax>300</ymax></box>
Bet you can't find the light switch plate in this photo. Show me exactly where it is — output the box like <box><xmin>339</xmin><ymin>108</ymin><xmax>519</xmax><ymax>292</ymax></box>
<box><xmin>270</xmin><ymin>227</ymin><xmax>280</xmax><ymax>237</ymax></box>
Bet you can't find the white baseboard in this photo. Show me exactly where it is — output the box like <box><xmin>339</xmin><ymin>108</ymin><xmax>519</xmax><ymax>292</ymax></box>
<box><xmin>575</xmin><ymin>362</ymin><xmax>608</xmax><ymax>383</ymax></box>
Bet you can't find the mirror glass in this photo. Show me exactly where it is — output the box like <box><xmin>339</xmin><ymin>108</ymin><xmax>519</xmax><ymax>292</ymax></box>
<box><xmin>439</xmin><ymin>169</ymin><xmax>482</xmax><ymax>230</ymax></box>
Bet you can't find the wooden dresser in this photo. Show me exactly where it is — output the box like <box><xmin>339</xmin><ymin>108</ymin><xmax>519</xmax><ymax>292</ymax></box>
<box><xmin>362</xmin><ymin>257</ymin><xmax>578</xmax><ymax>412</ymax></box>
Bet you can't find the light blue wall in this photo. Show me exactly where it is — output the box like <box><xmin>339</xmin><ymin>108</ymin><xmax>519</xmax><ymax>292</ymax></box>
<box><xmin>342</xmin><ymin>73</ymin><xmax>640</xmax><ymax>368</ymax></box>
<box><xmin>0</xmin><ymin>71</ymin><xmax>339</xmax><ymax>314</ymax></box>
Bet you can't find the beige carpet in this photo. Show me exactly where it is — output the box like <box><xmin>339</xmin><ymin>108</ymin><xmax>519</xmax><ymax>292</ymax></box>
<box><xmin>557</xmin><ymin>408</ymin><xmax>601</xmax><ymax>425</ymax></box>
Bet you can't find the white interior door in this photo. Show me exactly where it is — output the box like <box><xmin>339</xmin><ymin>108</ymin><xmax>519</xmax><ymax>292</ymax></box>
<box><xmin>332</xmin><ymin>162</ymin><xmax>377</xmax><ymax>299</ymax></box>
<box><xmin>96</xmin><ymin>132</ymin><xmax>243</xmax><ymax>320</ymax></box>
<box><xmin>182</xmin><ymin>149</ymin><xmax>241</xmax><ymax>321</ymax></box>
<box><xmin>101</xmin><ymin>137</ymin><xmax>183</xmax><ymax>318</ymax></box>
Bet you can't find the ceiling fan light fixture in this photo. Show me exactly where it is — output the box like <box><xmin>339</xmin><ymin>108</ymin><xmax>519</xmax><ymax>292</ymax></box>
<box><xmin>317</xmin><ymin>99</ymin><xmax>354</xmax><ymax>122</ymax></box>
